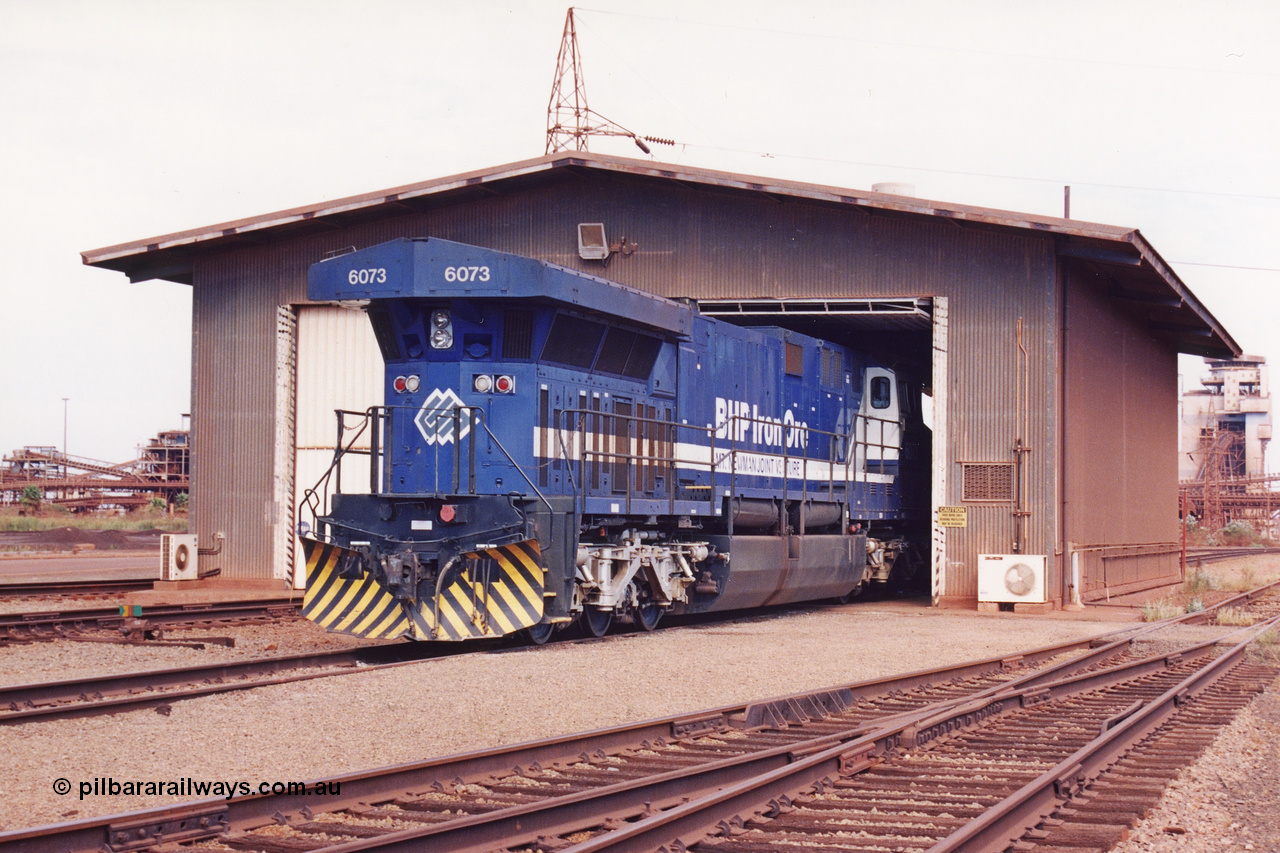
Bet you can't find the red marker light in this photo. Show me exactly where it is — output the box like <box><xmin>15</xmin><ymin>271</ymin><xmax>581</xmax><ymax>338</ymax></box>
<box><xmin>393</xmin><ymin>376</ymin><xmax>408</xmax><ymax>393</ymax></box>
<box><xmin>494</xmin><ymin>375</ymin><xmax>514</xmax><ymax>394</ymax></box>
<box><xmin>439</xmin><ymin>504</ymin><xmax>456</xmax><ymax>523</ymax></box>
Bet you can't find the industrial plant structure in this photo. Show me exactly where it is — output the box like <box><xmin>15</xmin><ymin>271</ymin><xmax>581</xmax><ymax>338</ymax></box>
<box><xmin>0</xmin><ymin>429</ymin><xmax>189</xmax><ymax>511</ymax></box>
<box><xmin>1180</xmin><ymin>355</ymin><xmax>1276</xmax><ymax>536</ymax></box>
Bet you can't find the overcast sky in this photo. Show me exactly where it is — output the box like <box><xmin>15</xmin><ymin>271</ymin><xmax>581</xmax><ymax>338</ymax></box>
<box><xmin>1</xmin><ymin>0</ymin><xmax>1276</xmax><ymax>471</ymax></box>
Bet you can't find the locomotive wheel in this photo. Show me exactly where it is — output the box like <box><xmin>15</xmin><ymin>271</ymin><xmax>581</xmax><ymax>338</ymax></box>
<box><xmin>581</xmin><ymin>607</ymin><xmax>612</xmax><ymax>638</ymax></box>
<box><xmin>635</xmin><ymin>599</ymin><xmax>662</xmax><ymax>632</ymax></box>
<box><xmin>837</xmin><ymin>581</ymin><xmax>865</xmax><ymax>604</ymax></box>
<box><xmin>524</xmin><ymin>621</ymin><xmax>556</xmax><ymax>646</ymax></box>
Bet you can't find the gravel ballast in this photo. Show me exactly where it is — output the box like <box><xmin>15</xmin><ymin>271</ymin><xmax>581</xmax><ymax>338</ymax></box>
<box><xmin>1</xmin><ymin>555</ymin><xmax>1277</xmax><ymax>844</ymax></box>
<box><xmin>0</xmin><ymin>602</ymin><xmax>1123</xmax><ymax>830</ymax></box>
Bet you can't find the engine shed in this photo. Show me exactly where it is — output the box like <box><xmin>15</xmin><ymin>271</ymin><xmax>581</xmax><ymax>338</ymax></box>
<box><xmin>83</xmin><ymin>152</ymin><xmax>1238</xmax><ymax>609</ymax></box>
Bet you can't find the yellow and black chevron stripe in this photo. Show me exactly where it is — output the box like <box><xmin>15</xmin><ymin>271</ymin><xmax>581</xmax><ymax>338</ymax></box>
<box><xmin>301</xmin><ymin>539</ymin><xmax>411</xmax><ymax>640</ymax></box>
<box><xmin>410</xmin><ymin>540</ymin><xmax>545</xmax><ymax>641</ymax></box>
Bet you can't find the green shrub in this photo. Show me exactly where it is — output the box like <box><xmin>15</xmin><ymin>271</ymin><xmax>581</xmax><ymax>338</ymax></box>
<box><xmin>1219</xmin><ymin>520</ymin><xmax>1258</xmax><ymax>547</ymax></box>
<box><xmin>1185</xmin><ymin>569</ymin><xmax>1216</xmax><ymax>593</ymax></box>
<box><xmin>19</xmin><ymin>485</ymin><xmax>42</xmax><ymax>513</ymax></box>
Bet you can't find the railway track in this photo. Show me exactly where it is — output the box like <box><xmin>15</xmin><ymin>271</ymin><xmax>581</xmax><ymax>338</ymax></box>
<box><xmin>3</xmin><ymin>584</ymin><xmax>1277</xmax><ymax>852</ymax></box>
<box><xmin>0</xmin><ymin>577</ymin><xmax>157</xmax><ymax>599</ymax></box>
<box><xmin>1184</xmin><ymin>545</ymin><xmax>1280</xmax><ymax>565</ymax></box>
<box><xmin>0</xmin><ymin>597</ymin><xmax>301</xmax><ymax>642</ymax></box>
<box><xmin>7</xmin><ymin>608</ymin><xmax>1272</xmax><ymax>853</ymax></box>
<box><xmin>3</xmin><ymin>578</ymin><xmax>1278</xmax><ymax>726</ymax></box>
<box><xmin>0</xmin><ymin>641</ymin><xmax>462</xmax><ymax>724</ymax></box>
<box><xmin>669</xmin><ymin>642</ymin><xmax>1276</xmax><ymax>853</ymax></box>
<box><xmin>0</xmin><ymin>599</ymin><xmax>1138</xmax><ymax>727</ymax></box>
<box><xmin>0</xmin><ymin>635</ymin><xmax>1121</xmax><ymax>853</ymax></box>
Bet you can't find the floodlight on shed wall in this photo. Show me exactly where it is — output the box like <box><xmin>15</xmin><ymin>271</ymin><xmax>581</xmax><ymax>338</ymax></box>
<box><xmin>577</xmin><ymin>223</ymin><xmax>609</xmax><ymax>261</ymax></box>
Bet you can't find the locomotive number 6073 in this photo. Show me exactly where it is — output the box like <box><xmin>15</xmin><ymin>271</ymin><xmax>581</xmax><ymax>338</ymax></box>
<box><xmin>444</xmin><ymin>265</ymin><xmax>491</xmax><ymax>282</ymax></box>
<box><xmin>346</xmin><ymin>268</ymin><xmax>387</xmax><ymax>285</ymax></box>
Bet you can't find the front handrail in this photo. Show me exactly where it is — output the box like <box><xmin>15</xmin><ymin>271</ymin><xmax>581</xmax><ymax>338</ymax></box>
<box><xmin>300</xmin><ymin>408</ymin><xmax>375</xmax><ymax>535</ymax></box>
<box><xmin>305</xmin><ymin>406</ymin><xmax>553</xmax><ymax>527</ymax></box>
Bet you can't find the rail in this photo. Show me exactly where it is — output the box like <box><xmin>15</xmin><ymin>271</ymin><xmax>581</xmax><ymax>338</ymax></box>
<box><xmin>0</xmin><ymin>599</ymin><xmax>301</xmax><ymax>642</ymax></box>
<box><xmin>13</xmin><ymin>598</ymin><xmax>1279</xmax><ymax>853</ymax></box>
<box><xmin>553</xmin><ymin>618</ymin><xmax>1280</xmax><ymax>853</ymax></box>
<box><xmin>0</xmin><ymin>629</ymin><xmax>1139</xmax><ymax>853</ymax></box>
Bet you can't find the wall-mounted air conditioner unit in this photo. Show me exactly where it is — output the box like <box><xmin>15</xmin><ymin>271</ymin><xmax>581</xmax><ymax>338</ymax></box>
<box><xmin>977</xmin><ymin>554</ymin><xmax>1046</xmax><ymax>603</ymax></box>
<box><xmin>161</xmin><ymin>533</ymin><xmax>199</xmax><ymax>581</ymax></box>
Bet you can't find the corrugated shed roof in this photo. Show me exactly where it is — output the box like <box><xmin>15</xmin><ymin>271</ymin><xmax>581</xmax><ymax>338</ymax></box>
<box><xmin>81</xmin><ymin>151</ymin><xmax>1238</xmax><ymax>357</ymax></box>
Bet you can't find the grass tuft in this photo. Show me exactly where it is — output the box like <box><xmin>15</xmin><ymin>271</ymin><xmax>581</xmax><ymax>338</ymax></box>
<box><xmin>1250</xmin><ymin>628</ymin><xmax>1280</xmax><ymax>664</ymax></box>
<box><xmin>0</xmin><ymin>513</ymin><xmax>186</xmax><ymax>533</ymax></box>
<box><xmin>1140</xmin><ymin>599</ymin><xmax>1184</xmax><ymax>622</ymax></box>
<box><xmin>1185</xmin><ymin>569</ymin><xmax>1217</xmax><ymax>593</ymax></box>
<box><xmin>1214</xmin><ymin>607</ymin><xmax>1257</xmax><ymax>627</ymax></box>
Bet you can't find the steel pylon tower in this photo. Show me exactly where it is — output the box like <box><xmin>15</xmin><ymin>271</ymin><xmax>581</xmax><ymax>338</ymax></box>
<box><xmin>545</xmin><ymin>7</ymin><xmax>672</xmax><ymax>155</ymax></box>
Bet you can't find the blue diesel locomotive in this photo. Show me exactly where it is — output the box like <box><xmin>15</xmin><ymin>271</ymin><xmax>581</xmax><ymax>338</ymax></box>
<box><xmin>299</xmin><ymin>237</ymin><xmax>925</xmax><ymax>643</ymax></box>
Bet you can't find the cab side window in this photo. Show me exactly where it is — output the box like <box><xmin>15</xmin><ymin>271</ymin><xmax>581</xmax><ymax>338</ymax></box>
<box><xmin>870</xmin><ymin>375</ymin><xmax>892</xmax><ymax>409</ymax></box>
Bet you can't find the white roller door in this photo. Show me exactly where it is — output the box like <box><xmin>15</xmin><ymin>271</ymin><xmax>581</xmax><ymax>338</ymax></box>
<box><xmin>290</xmin><ymin>305</ymin><xmax>384</xmax><ymax>588</ymax></box>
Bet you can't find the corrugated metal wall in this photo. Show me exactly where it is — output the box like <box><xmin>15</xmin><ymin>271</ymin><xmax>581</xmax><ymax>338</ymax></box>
<box><xmin>186</xmin><ymin>171</ymin><xmax>1120</xmax><ymax>603</ymax></box>
<box><xmin>191</xmin><ymin>252</ymin><xmax>299</xmax><ymax>579</ymax></box>
<box><xmin>1062</xmin><ymin>265</ymin><xmax>1181</xmax><ymax>600</ymax></box>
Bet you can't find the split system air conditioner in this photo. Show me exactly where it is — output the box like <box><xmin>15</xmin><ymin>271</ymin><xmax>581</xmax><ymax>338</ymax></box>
<box><xmin>977</xmin><ymin>554</ymin><xmax>1046</xmax><ymax>604</ymax></box>
<box><xmin>161</xmin><ymin>533</ymin><xmax>199</xmax><ymax>581</ymax></box>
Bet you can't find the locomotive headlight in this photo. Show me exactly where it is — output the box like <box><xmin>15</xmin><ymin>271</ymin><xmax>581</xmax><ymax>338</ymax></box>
<box><xmin>429</xmin><ymin>310</ymin><xmax>453</xmax><ymax>349</ymax></box>
<box><xmin>473</xmin><ymin>374</ymin><xmax>494</xmax><ymax>393</ymax></box>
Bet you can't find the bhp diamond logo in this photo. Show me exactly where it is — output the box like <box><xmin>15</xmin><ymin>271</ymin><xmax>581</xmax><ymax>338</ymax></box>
<box><xmin>415</xmin><ymin>388</ymin><xmax>470</xmax><ymax>445</ymax></box>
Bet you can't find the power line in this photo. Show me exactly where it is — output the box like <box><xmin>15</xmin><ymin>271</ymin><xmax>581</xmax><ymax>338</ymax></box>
<box><xmin>570</xmin><ymin>9</ymin><xmax>1280</xmax><ymax>204</ymax></box>
<box><xmin>575</xmin><ymin>7</ymin><xmax>1280</xmax><ymax>80</ymax></box>
<box><xmin>1173</xmin><ymin>261</ymin><xmax>1280</xmax><ymax>273</ymax></box>
<box><xmin>672</xmin><ymin>139</ymin><xmax>1280</xmax><ymax>203</ymax></box>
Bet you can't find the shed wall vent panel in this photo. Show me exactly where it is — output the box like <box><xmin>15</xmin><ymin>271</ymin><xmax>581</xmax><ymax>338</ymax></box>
<box><xmin>962</xmin><ymin>463</ymin><xmax>1014</xmax><ymax>502</ymax></box>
